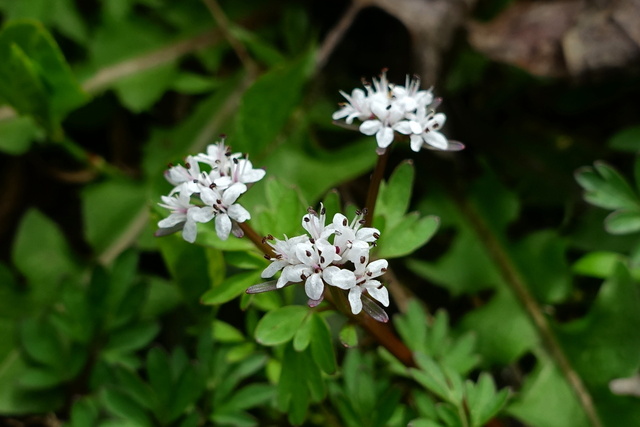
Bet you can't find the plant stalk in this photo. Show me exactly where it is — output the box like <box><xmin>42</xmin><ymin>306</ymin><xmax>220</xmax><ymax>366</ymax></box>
<box><xmin>239</xmin><ymin>221</ymin><xmax>414</xmax><ymax>367</ymax></box>
<box><xmin>455</xmin><ymin>196</ymin><xmax>603</xmax><ymax>427</ymax></box>
<box><xmin>364</xmin><ymin>148</ymin><xmax>390</xmax><ymax>227</ymax></box>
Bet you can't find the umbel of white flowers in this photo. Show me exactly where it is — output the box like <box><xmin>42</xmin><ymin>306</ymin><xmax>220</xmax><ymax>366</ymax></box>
<box><xmin>247</xmin><ymin>205</ymin><xmax>390</xmax><ymax>321</ymax></box>
<box><xmin>332</xmin><ymin>70</ymin><xmax>463</xmax><ymax>153</ymax></box>
<box><xmin>156</xmin><ymin>138</ymin><xmax>265</xmax><ymax>243</ymax></box>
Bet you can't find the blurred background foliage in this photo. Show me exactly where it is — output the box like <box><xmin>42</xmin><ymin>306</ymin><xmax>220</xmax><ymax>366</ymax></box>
<box><xmin>1</xmin><ymin>0</ymin><xmax>640</xmax><ymax>425</ymax></box>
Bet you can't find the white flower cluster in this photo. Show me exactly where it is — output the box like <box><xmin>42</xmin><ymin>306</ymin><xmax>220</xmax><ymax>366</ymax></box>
<box><xmin>156</xmin><ymin>138</ymin><xmax>265</xmax><ymax>243</ymax></box>
<box><xmin>257</xmin><ymin>205</ymin><xmax>390</xmax><ymax>316</ymax></box>
<box><xmin>333</xmin><ymin>71</ymin><xmax>460</xmax><ymax>153</ymax></box>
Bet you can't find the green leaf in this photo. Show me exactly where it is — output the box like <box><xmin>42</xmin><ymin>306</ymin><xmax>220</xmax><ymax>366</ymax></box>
<box><xmin>213</xmin><ymin>320</ymin><xmax>245</xmax><ymax>343</ymax></box>
<box><xmin>0</xmin><ymin>116</ymin><xmax>43</xmax><ymax>155</ymax></box>
<box><xmin>604</xmin><ymin>210</ymin><xmax>640</xmax><ymax>234</ymax></box>
<box><xmin>556</xmin><ymin>263</ymin><xmax>640</xmax><ymax>387</ymax></box>
<box><xmin>309</xmin><ymin>314</ymin><xmax>336</xmax><ymax>374</ymax></box>
<box><xmin>572</xmin><ymin>251</ymin><xmax>626</xmax><ymax>279</ymax></box>
<box><xmin>234</xmin><ymin>50</ymin><xmax>313</xmax><ymax>155</ymax></box>
<box><xmin>171</xmin><ymin>72</ymin><xmax>220</xmax><ymax>94</ymax></box>
<box><xmin>293</xmin><ymin>314</ymin><xmax>313</xmax><ymax>351</ymax></box>
<box><xmin>0</xmin><ymin>42</ymin><xmax>52</xmax><ymax>131</ymax></box>
<box><xmin>12</xmin><ymin>209</ymin><xmax>79</xmax><ymax>302</ymax></box>
<box><xmin>459</xmin><ymin>289</ymin><xmax>537</xmax><ymax>366</ymax></box>
<box><xmin>339</xmin><ymin>323</ymin><xmax>358</xmax><ymax>348</ymax></box>
<box><xmin>465</xmin><ymin>373</ymin><xmax>509</xmax><ymax>427</ymax></box>
<box><xmin>114</xmin><ymin>63</ymin><xmax>178</xmax><ymax>112</ymax></box>
<box><xmin>609</xmin><ymin>126</ymin><xmax>640</xmax><ymax>152</ymax></box>
<box><xmin>81</xmin><ymin>177</ymin><xmax>146</xmax><ymax>255</ymax></box>
<box><xmin>507</xmin><ymin>358</ymin><xmax>588</xmax><ymax>427</ymax></box>
<box><xmin>0</xmin><ymin>20</ymin><xmax>87</xmax><ymax>120</ymax></box>
<box><xmin>146</xmin><ymin>347</ymin><xmax>172</xmax><ymax>408</ymax></box>
<box><xmin>377</xmin><ymin>161</ymin><xmax>414</xmax><ymax>227</ymax></box>
<box><xmin>411</xmin><ymin>354</ymin><xmax>456</xmax><ymax>404</ymax></box>
<box><xmin>19</xmin><ymin>365</ymin><xmax>65</xmax><ymax>389</ymax></box>
<box><xmin>19</xmin><ymin>318</ymin><xmax>65</xmax><ymax>369</ymax></box>
<box><xmin>201</xmin><ymin>270</ymin><xmax>263</xmax><ymax>306</ymax></box>
<box><xmin>167</xmin><ymin>365</ymin><xmax>205</xmax><ymax>423</ymax></box>
<box><xmin>376</xmin><ymin>214</ymin><xmax>439</xmax><ymax>259</ymax></box>
<box><xmin>68</xmin><ymin>397</ymin><xmax>100</xmax><ymax>427</ymax></box>
<box><xmin>101</xmin><ymin>387</ymin><xmax>153</xmax><ymax>427</ymax></box>
<box><xmin>113</xmin><ymin>367</ymin><xmax>154</xmax><ymax>411</ymax></box>
<box><xmin>255</xmin><ymin>306</ymin><xmax>310</xmax><ymax>346</ymax></box>
<box><xmin>104</xmin><ymin>322</ymin><xmax>160</xmax><ymax>356</ymax></box>
<box><xmin>575</xmin><ymin>162</ymin><xmax>640</xmax><ymax>210</ymax></box>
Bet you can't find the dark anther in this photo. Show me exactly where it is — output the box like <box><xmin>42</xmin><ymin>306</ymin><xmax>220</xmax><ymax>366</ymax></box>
<box><xmin>386</xmin><ymin>104</ymin><xmax>392</xmax><ymax>110</ymax></box>
<box><xmin>310</xmin><ymin>238</ymin><xmax>315</xmax><ymax>244</ymax></box>
<box><xmin>185</xmin><ymin>162</ymin><xmax>191</xmax><ymax>169</ymax></box>
<box><xmin>373</xmin><ymin>232</ymin><xmax>380</xmax><ymax>239</ymax></box>
<box><xmin>263</xmin><ymin>254</ymin><xmax>270</xmax><ymax>260</ymax></box>
<box><xmin>301</xmin><ymin>273</ymin><xmax>307</xmax><ymax>280</ymax></box>
<box><xmin>209</xmin><ymin>183</ymin><xmax>216</xmax><ymax>189</ymax></box>
<box><xmin>216</xmin><ymin>199</ymin><xmax>222</xmax><ymax>205</ymax></box>
<box><xmin>360</xmin><ymin>256</ymin><xmax>366</xmax><ymax>264</ymax></box>
<box><xmin>342</xmin><ymin>218</ymin><xmax>348</xmax><ymax>226</ymax></box>
<box><xmin>320</xmin><ymin>256</ymin><xmax>325</xmax><ymax>263</ymax></box>
<box><xmin>267</xmin><ymin>234</ymin><xmax>274</xmax><ymax>240</ymax></box>
<box><xmin>381</xmin><ymin>268</ymin><xmax>388</xmax><ymax>273</ymax></box>
<box><xmin>433</xmin><ymin>123</ymin><xmax>439</xmax><ymax>129</ymax></box>
<box><xmin>367</xmin><ymin>271</ymin><xmax>372</xmax><ymax>277</ymax></box>
<box><xmin>321</xmin><ymin>206</ymin><xmax>326</xmax><ymax>215</ymax></box>
<box><xmin>362</xmin><ymin>208</ymin><xmax>368</xmax><ymax>214</ymax></box>
<box><xmin>167</xmin><ymin>163</ymin><xmax>174</xmax><ymax>168</ymax></box>
<box><xmin>358</xmin><ymin>219</ymin><xmax>365</xmax><ymax>225</ymax></box>
<box><xmin>193</xmin><ymin>179</ymin><xmax>198</xmax><ymax>183</ymax></box>
<box><xmin>355</xmin><ymin>209</ymin><xmax>362</xmax><ymax>215</ymax></box>
<box><xmin>261</xmin><ymin>236</ymin><xmax>267</xmax><ymax>244</ymax></box>
<box><xmin>304</xmin><ymin>217</ymin><xmax>310</xmax><ymax>222</ymax></box>
<box><xmin>335</xmin><ymin>246</ymin><xmax>340</xmax><ymax>254</ymax></box>
<box><xmin>377</xmin><ymin>283</ymin><xmax>384</xmax><ymax>289</ymax></box>
<box><xmin>233</xmin><ymin>158</ymin><xmax>239</xmax><ymax>164</ymax></box>
<box><xmin>305</xmin><ymin>250</ymin><xmax>312</xmax><ymax>257</ymax></box>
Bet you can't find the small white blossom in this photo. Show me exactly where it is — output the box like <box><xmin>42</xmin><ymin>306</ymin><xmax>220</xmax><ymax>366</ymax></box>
<box><xmin>157</xmin><ymin>194</ymin><xmax>203</xmax><ymax>243</ymax></box>
<box><xmin>333</xmin><ymin>70</ymin><xmax>460</xmax><ymax>153</ymax></box>
<box><xmin>347</xmin><ymin>258</ymin><xmax>389</xmax><ymax>315</ymax></box>
<box><xmin>156</xmin><ymin>137</ymin><xmax>264</xmax><ymax>243</ymax></box>
<box><xmin>257</xmin><ymin>205</ymin><xmax>390</xmax><ymax>320</ymax></box>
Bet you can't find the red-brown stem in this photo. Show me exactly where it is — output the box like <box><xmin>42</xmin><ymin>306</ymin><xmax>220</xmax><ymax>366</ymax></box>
<box><xmin>240</xmin><ymin>220</ymin><xmax>415</xmax><ymax>367</ymax></box>
<box><xmin>239</xmin><ymin>222</ymin><xmax>276</xmax><ymax>258</ymax></box>
<box><xmin>364</xmin><ymin>148</ymin><xmax>390</xmax><ymax>227</ymax></box>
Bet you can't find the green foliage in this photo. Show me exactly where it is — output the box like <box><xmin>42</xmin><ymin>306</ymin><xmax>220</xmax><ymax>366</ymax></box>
<box><xmin>0</xmin><ymin>20</ymin><xmax>87</xmax><ymax>136</ymax></box>
<box><xmin>374</xmin><ymin>161</ymin><xmax>440</xmax><ymax>259</ymax></box>
<box><xmin>576</xmin><ymin>160</ymin><xmax>640</xmax><ymax>234</ymax></box>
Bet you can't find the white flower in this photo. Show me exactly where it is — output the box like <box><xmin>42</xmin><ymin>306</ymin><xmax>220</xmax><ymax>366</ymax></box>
<box><xmin>229</xmin><ymin>157</ymin><xmax>266</xmax><ymax>184</ymax></box>
<box><xmin>276</xmin><ymin>239</ymin><xmax>336</xmax><ymax>299</ymax></box>
<box><xmin>333</xmin><ymin>70</ymin><xmax>459</xmax><ymax>153</ymax></box>
<box><xmin>194</xmin><ymin>140</ymin><xmax>241</xmax><ymax>172</ymax></box>
<box><xmin>302</xmin><ymin>204</ymin><xmax>335</xmax><ymax>241</ymax></box>
<box><xmin>157</xmin><ymin>193</ymin><xmax>203</xmax><ymax>243</ymax></box>
<box><xmin>329</xmin><ymin>212</ymin><xmax>379</xmax><ymax>264</ymax></box>
<box><xmin>347</xmin><ymin>258</ymin><xmax>389</xmax><ymax>315</ymax></box>
<box><xmin>261</xmin><ymin>235</ymin><xmax>310</xmax><ymax>280</ymax></box>
<box><xmin>332</xmin><ymin>88</ymin><xmax>372</xmax><ymax>124</ymax></box>
<box><xmin>391</xmin><ymin>75</ymin><xmax>433</xmax><ymax>113</ymax></box>
<box><xmin>165</xmin><ymin>156</ymin><xmax>202</xmax><ymax>196</ymax></box>
<box><xmin>199</xmin><ymin>183</ymin><xmax>250</xmax><ymax>240</ymax></box>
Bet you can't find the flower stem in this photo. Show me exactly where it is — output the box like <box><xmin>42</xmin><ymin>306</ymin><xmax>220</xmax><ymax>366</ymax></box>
<box><xmin>454</xmin><ymin>196</ymin><xmax>603</xmax><ymax>427</ymax></box>
<box><xmin>240</xmin><ymin>220</ymin><xmax>415</xmax><ymax>367</ymax></box>
<box><xmin>238</xmin><ymin>221</ymin><xmax>276</xmax><ymax>258</ymax></box>
<box><xmin>364</xmin><ymin>148</ymin><xmax>391</xmax><ymax>227</ymax></box>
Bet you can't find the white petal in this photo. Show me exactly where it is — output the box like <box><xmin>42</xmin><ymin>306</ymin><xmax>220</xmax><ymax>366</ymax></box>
<box><xmin>199</xmin><ymin>187</ymin><xmax>219</xmax><ymax>205</ymax></box>
<box><xmin>227</xmin><ymin>203</ymin><xmax>250</xmax><ymax>222</ymax></box>
<box><xmin>355</xmin><ymin>227</ymin><xmax>380</xmax><ymax>242</ymax></box>
<box><xmin>323</xmin><ymin>266</ymin><xmax>356</xmax><ymax>289</ymax></box>
<box><xmin>367</xmin><ymin>259</ymin><xmax>388</xmax><ymax>277</ymax></box>
<box><xmin>241</xmin><ymin>168</ymin><xmax>266</xmax><ymax>183</ymax></box>
<box><xmin>410</xmin><ymin>134</ymin><xmax>424</xmax><ymax>152</ymax></box>
<box><xmin>158</xmin><ymin>214</ymin><xmax>185</xmax><ymax>228</ymax></box>
<box><xmin>182</xmin><ymin>220</ymin><xmax>197</xmax><ymax>243</ymax></box>
<box><xmin>367</xmin><ymin>284</ymin><xmax>389</xmax><ymax>307</ymax></box>
<box><xmin>393</xmin><ymin>120</ymin><xmax>413</xmax><ymax>135</ymax></box>
<box><xmin>261</xmin><ymin>260</ymin><xmax>288</xmax><ymax>278</ymax></box>
<box><xmin>376</xmin><ymin>127</ymin><xmax>394</xmax><ymax>148</ymax></box>
<box><xmin>215</xmin><ymin>214</ymin><xmax>232</xmax><ymax>240</ymax></box>
<box><xmin>222</xmin><ymin>183</ymin><xmax>247</xmax><ymax>205</ymax></box>
<box><xmin>348</xmin><ymin>287</ymin><xmax>363</xmax><ymax>315</ymax></box>
<box><xmin>424</xmin><ymin>131</ymin><xmax>448</xmax><ymax>150</ymax></box>
<box><xmin>305</xmin><ymin>274</ymin><xmax>324</xmax><ymax>300</ymax></box>
<box><xmin>360</xmin><ymin>120</ymin><xmax>382</xmax><ymax>136</ymax></box>
<box><xmin>191</xmin><ymin>208</ymin><xmax>215</xmax><ymax>223</ymax></box>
